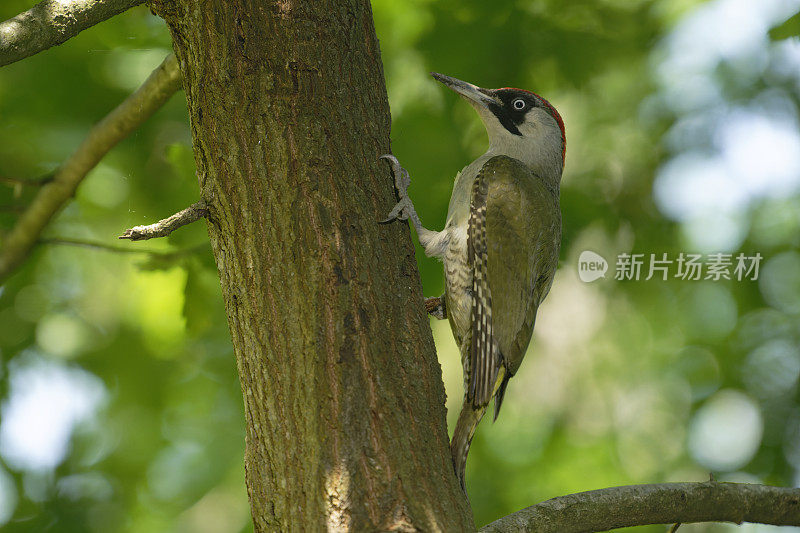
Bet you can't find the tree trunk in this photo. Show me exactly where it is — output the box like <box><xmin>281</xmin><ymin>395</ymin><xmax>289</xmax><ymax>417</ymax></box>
<box><xmin>150</xmin><ymin>0</ymin><xmax>474</xmax><ymax>530</ymax></box>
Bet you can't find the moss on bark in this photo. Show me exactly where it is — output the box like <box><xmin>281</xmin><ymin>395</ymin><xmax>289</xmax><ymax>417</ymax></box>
<box><xmin>152</xmin><ymin>1</ymin><xmax>474</xmax><ymax>530</ymax></box>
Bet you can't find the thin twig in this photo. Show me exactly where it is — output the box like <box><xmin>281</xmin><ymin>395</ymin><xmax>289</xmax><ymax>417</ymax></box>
<box><xmin>0</xmin><ymin>175</ymin><xmax>52</xmax><ymax>187</ymax></box>
<box><xmin>38</xmin><ymin>237</ymin><xmax>206</xmax><ymax>258</ymax></box>
<box><xmin>0</xmin><ymin>0</ymin><xmax>146</xmax><ymax>67</ymax></box>
<box><xmin>40</xmin><ymin>237</ymin><xmax>166</xmax><ymax>255</ymax></box>
<box><xmin>119</xmin><ymin>200</ymin><xmax>208</xmax><ymax>241</ymax></box>
<box><xmin>0</xmin><ymin>53</ymin><xmax>181</xmax><ymax>283</ymax></box>
<box><xmin>479</xmin><ymin>482</ymin><xmax>800</xmax><ymax>533</ymax></box>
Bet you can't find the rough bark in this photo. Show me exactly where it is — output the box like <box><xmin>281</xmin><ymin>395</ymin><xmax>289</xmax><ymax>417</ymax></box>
<box><xmin>151</xmin><ymin>1</ymin><xmax>473</xmax><ymax>531</ymax></box>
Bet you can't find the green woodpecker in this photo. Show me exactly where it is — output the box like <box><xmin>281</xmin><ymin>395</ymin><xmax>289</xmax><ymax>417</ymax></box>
<box><xmin>382</xmin><ymin>73</ymin><xmax>564</xmax><ymax>491</ymax></box>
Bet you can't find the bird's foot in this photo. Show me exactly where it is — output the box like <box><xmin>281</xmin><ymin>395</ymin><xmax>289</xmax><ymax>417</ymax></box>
<box><xmin>424</xmin><ymin>296</ymin><xmax>447</xmax><ymax>320</ymax></box>
<box><xmin>379</xmin><ymin>154</ymin><xmax>416</xmax><ymax>224</ymax></box>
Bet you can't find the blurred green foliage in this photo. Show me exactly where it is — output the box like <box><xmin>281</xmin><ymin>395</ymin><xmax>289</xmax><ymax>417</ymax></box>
<box><xmin>1</xmin><ymin>0</ymin><xmax>800</xmax><ymax>531</ymax></box>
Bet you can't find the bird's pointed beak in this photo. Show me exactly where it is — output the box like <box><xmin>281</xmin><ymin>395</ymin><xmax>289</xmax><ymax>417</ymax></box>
<box><xmin>431</xmin><ymin>72</ymin><xmax>494</xmax><ymax>108</ymax></box>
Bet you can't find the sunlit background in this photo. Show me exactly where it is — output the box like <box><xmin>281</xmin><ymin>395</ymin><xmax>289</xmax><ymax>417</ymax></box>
<box><xmin>1</xmin><ymin>0</ymin><xmax>800</xmax><ymax>531</ymax></box>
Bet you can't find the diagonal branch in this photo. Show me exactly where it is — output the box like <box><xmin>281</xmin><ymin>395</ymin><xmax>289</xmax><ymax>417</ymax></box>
<box><xmin>0</xmin><ymin>0</ymin><xmax>145</xmax><ymax>67</ymax></box>
<box><xmin>479</xmin><ymin>481</ymin><xmax>800</xmax><ymax>533</ymax></box>
<box><xmin>0</xmin><ymin>53</ymin><xmax>181</xmax><ymax>283</ymax></box>
<box><xmin>119</xmin><ymin>200</ymin><xmax>208</xmax><ymax>241</ymax></box>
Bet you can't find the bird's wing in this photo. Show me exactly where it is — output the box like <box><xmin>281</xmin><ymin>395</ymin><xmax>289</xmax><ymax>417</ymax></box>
<box><xmin>466</xmin><ymin>159</ymin><xmax>495</xmax><ymax>408</ymax></box>
<box><xmin>467</xmin><ymin>155</ymin><xmax>561</xmax><ymax>411</ymax></box>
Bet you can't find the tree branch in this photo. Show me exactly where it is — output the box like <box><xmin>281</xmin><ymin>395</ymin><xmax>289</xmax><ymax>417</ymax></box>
<box><xmin>38</xmin><ymin>237</ymin><xmax>192</xmax><ymax>256</ymax></box>
<box><xmin>119</xmin><ymin>200</ymin><xmax>207</xmax><ymax>241</ymax></box>
<box><xmin>0</xmin><ymin>0</ymin><xmax>145</xmax><ymax>67</ymax></box>
<box><xmin>0</xmin><ymin>53</ymin><xmax>181</xmax><ymax>283</ymax></box>
<box><xmin>479</xmin><ymin>482</ymin><xmax>800</xmax><ymax>533</ymax></box>
<box><xmin>0</xmin><ymin>173</ymin><xmax>54</xmax><ymax>199</ymax></box>
<box><xmin>0</xmin><ymin>174</ymin><xmax>52</xmax><ymax>187</ymax></box>
<box><xmin>38</xmin><ymin>237</ymin><xmax>206</xmax><ymax>265</ymax></box>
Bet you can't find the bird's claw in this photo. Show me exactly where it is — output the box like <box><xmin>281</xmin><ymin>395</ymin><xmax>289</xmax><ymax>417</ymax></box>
<box><xmin>379</xmin><ymin>154</ymin><xmax>414</xmax><ymax>223</ymax></box>
<box><xmin>380</xmin><ymin>196</ymin><xmax>414</xmax><ymax>224</ymax></box>
<box><xmin>380</xmin><ymin>154</ymin><xmax>411</xmax><ymax>194</ymax></box>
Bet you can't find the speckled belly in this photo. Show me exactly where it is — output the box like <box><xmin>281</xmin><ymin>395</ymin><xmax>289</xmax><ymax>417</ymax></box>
<box><xmin>443</xmin><ymin>223</ymin><xmax>471</xmax><ymax>350</ymax></box>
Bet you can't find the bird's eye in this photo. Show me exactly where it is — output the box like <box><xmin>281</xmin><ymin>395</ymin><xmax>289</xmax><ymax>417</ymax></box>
<box><xmin>512</xmin><ymin>98</ymin><xmax>526</xmax><ymax>110</ymax></box>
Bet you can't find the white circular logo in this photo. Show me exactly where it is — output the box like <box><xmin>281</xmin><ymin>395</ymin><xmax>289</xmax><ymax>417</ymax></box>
<box><xmin>578</xmin><ymin>250</ymin><xmax>608</xmax><ymax>282</ymax></box>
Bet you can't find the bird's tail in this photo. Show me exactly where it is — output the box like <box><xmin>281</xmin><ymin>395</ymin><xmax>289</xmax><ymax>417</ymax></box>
<box><xmin>450</xmin><ymin>399</ymin><xmax>487</xmax><ymax>493</ymax></box>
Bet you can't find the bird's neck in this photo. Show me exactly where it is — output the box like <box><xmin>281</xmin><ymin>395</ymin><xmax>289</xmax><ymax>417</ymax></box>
<box><xmin>484</xmin><ymin>116</ymin><xmax>564</xmax><ymax>190</ymax></box>
<box><xmin>485</xmin><ymin>140</ymin><xmax>563</xmax><ymax>191</ymax></box>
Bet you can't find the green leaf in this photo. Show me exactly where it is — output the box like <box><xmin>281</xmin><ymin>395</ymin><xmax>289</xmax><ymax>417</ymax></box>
<box><xmin>769</xmin><ymin>11</ymin><xmax>800</xmax><ymax>40</ymax></box>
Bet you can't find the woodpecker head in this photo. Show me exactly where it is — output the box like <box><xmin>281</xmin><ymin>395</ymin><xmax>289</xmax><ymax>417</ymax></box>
<box><xmin>432</xmin><ymin>72</ymin><xmax>565</xmax><ymax>183</ymax></box>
